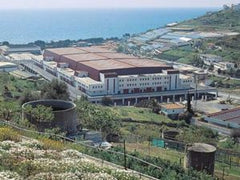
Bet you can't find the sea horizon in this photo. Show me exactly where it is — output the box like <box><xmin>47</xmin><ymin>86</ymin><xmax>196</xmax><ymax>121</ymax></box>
<box><xmin>0</xmin><ymin>7</ymin><xmax>218</xmax><ymax>44</ymax></box>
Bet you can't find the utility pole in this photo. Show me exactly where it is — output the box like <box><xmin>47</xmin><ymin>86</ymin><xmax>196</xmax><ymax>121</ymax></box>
<box><xmin>123</xmin><ymin>139</ymin><xmax>127</xmax><ymax>170</ymax></box>
<box><xmin>194</xmin><ymin>74</ymin><xmax>198</xmax><ymax>111</ymax></box>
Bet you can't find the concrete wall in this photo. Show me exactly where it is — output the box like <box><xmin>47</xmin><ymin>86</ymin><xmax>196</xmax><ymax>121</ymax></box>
<box><xmin>22</xmin><ymin>100</ymin><xmax>79</xmax><ymax>135</ymax></box>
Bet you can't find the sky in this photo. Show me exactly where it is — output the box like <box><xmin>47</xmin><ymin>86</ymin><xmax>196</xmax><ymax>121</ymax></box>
<box><xmin>0</xmin><ymin>0</ymin><xmax>239</xmax><ymax>9</ymax></box>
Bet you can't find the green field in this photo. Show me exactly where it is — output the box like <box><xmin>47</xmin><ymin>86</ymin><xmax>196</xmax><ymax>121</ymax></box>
<box><xmin>110</xmin><ymin>106</ymin><xmax>171</xmax><ymax>122</ymax></box>
<box><xmin>0</xmin><ymin>72</ymin><xmax>44</xmax><ymax>99</ymax></box>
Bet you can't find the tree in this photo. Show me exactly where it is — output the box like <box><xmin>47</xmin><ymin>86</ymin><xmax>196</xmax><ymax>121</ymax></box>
<box><xmin>101</xmin><ymin>96</ymin><xmax>113</xmax><ymax>106</ymax></box>
<box><xmin>34</xmin><ymin>40</ymin><xmax>46</xmax><ymax>50</ymax></box>
<box><xmin>208</xmin><ymin>64</ymin><xmax>214</xmax><ymax>71</ymax></box>
<box><xmin>230</xmin><ymin>128</ymin><xmax>240</xmax><ymax>144</ymax></box>
<box><xmin>19</xmin><ymin>90</ymin><xmax>40</xmax><ymax>105</ymax></box>
<box><xmin>41</xmin><ymin>79</ymin><xmax>70</xmax><ymax>100</ymax></box>
<box><xmin>24</xmin><ymin>105</ymin><xmax>54</xmax><ymax>123</ymax></box>
<box><xmin>2</xmin><ymin>41</ymin><xmax>9</xmax><ymax>46</ymax></box>
<box><xmin>217</xmin><ymin>68</ymin><xmax>222</xmax><ymax>74</ymax></box>
<box><xmin>0</xmin><ymin>101</ymin><xmax>20</xmax><ymax>121</ymax></box>
<box><xmin>76</xmin><ymin>99</ymin><xmax>120</xmax><ymax>140</ymax></box>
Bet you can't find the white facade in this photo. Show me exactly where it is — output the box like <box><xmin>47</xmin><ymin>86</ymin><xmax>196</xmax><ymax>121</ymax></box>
<box><xmin>200</xmin><ymin>54</ymin><xmax>222</xmax><ymax>66</ymax></box>
<box><xmin>214</xmin><ymin>62</ymin><xmax>235</xmax><ymax>71</ymax></box>
<box><xmin>34</xmin><ymin>59</ymin><xmax>194</xmax><ymax>97</ymax></box>
<box><xmin>0</xmin><ymin>62</ymin><xmax>18</xmax><ymax>72</ymax></box>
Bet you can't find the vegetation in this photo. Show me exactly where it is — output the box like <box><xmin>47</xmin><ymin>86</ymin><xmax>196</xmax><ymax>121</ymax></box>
<box><xmin>40</xmin><ymin>79</ymin><xmax>70</xmax><ymax>100</ymax></box>
<box><xmin>0</xmin><ymin>127</ymin><xmax>138</xmax><ymax>180</ymax></box>
<box><xmin>0</xmin><ymin>72</ymin><xmax>239</xmax><ymax>178</ymax></box>
<box><xmin>0</xmin><ymin>126</ymin><xmax>214</xmax><ymax>180</ymax></box>
<box><xmin>209</xmin><ymin>75</ymin><xmax>240</xmax><ymax>92</ymax></box>
<box><xmin>76</xmin><ymin>97</ymin><xmax>120</xmax><ymax>139</ymax></box>
<box><xmin>176</xmin><ymin>126</ymin><xmax>218</xmax><ymax>144</ymax></box>
<box><xmin>179</xmin><ymin>8</ymin><xmax>240</xmax><ymax>32</ymax></box>
<box><xmin>23</xmin><ymin>105</ymin><xmax>54</xmax><ymax>123</ymax></box>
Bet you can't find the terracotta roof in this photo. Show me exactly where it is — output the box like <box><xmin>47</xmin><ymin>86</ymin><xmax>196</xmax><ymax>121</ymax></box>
<box><xmin>45</xmin><ymin>46</ymin><xmax>170</xmax><ymax>71</ymax></box>
<box><xmin>161</xmin><ymin>103</ymin><xmax>185</xmax><ymax>110</ymax></box>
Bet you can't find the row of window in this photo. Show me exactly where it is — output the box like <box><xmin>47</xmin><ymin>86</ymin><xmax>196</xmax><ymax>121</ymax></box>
<box><xmin>120</xmin><ymin>81</ymin><xmax>170</xmax><ymax>88</ymax></box>
<box><xmin>92</xmin><ymin>85</ymin><xmax>103</xmax><ymax>89</ymax></box>
<box><xmin>152</xmin><ymin>81</ymin><xmax>168</xmax><ymax>85</ymax></box>
<box><xmin>182</xmin><ymin>80</ymin><xmax>192</xmax><ymax>83</ymax></box>
<box><xmin>119</xmin><ymin>76</ymin><xmax>169</xmax><ymax>82</ymax></box>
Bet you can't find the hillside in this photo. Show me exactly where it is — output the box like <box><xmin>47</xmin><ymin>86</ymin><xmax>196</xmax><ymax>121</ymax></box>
<box><xmin>159</xmin><ymin>7</ymin><xmax>240</xmax><ymax>65</ymax></box>
<box><xmin>178</xmin><ymin>8</ymin><xmax>240</xmax><ymax>32</ymax></box>
<box><xmin>0</xmin><ymin>127</ymin><xmax>143</xmax><ymax>180</ymax></box>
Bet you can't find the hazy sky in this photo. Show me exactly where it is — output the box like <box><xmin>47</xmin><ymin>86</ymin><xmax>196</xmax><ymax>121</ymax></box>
<box><xmin>0</xmin><ymin>0</ymin><xmax>240</xmax><ymax>9</ymax></box>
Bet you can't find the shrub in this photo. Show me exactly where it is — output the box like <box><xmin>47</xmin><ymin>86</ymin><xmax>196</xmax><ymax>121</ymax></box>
<box><xmin>101</xmin><ymin>96</ymin><xmax>113</xmax><ymax>106</ymax></box>
<box><xmin>0</xmin><ymin>127</ymin><xmax>20</xmax><ymax>142</ymax></box>
<box><xmin>39</xmin><ymin>138</ymin><xmax>65</xmax><ymax>151</ymax></box>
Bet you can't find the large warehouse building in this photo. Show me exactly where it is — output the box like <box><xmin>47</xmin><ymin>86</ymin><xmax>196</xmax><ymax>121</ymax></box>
<box><xmin>30</xmin><ymin>46</ymin><xmax>218</xmax><ymax>104</ymax></box>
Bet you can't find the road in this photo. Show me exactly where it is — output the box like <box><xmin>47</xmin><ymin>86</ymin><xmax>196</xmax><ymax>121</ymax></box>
<box><xmin>193</xmin><ymin>118</ymin><xmax>231</xmax><ymax>136</ymax></box>
<box><xmin>218</xmin><ymin>91</ymin><xmax>240</xmax><ymax>101</ymax></box>
<box><xmin>21</xmin><ymin>61</ymin><xmax>86</xmax><ymax>100</ymax></box>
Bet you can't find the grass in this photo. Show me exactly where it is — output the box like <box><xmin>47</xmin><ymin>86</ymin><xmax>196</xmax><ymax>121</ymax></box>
<box><xmin>178</xmin><ymin>8</ymin><xmax>240</xmax><ymax>32</ymax></box>
<box><xmin>117</xmin><ymin>142</ymin><xmax>184</xmax><ymax>164</ymax></box>
<box><xmin>0</xmin><ymin>72</ymin><xmax>43</xmax><ymax>98</ymax></box>
<box><xmin>158</xmin><ymin>49</ymin><xmax>197</xmax><ymax>64</ymax></box>
<box><xmin>0</xmin><ymin>127</ymin><xmax>21</xmax><ymax>142</ymax></box>
<box><xmin>39</xmin><ymin>137</ymin><xmax>65</xmax><ymax>151</ymax></box>
<box><xmin>209</xmin><ymin>75</ymin><xmax>240</xmax><ymax>94</ymax></box>
<box><xmin>109</xmin><ymin>106</ymin><xmax>171</xmax><ymax>123</ymax></box>
<box><xmin>115</xmin><ymin>141</ymin><xmax>240</xmax><ymax>179</ymax></box>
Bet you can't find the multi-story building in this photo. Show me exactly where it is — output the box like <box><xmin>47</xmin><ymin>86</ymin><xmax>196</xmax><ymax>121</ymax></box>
<box><xmin>42</xmin><ymin>46</ymin><xmax>194</xmax><ymax>94</ymax></box>
<box><xmin>0</xmin><ymin>45</ymin><xmax>41</xmax><ymax>55</ymax></box>
<box><xmin>28</xmin><ymin>46</ymin><xmax>217</xmax><ymax>104</ymax></box>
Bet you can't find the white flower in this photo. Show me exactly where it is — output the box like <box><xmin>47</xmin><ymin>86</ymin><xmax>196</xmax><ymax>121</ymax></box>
<box><xmin>0</xmin><ymin>171</ymin><xmax>23</xmax><ymax>180</ymax></box>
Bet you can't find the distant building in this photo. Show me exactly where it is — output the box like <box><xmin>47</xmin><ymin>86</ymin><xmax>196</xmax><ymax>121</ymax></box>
<box><xmin>223</xmin><ymin>4</ymin><xmax>230</xmax><ymax>10</ymax></box>
<box><xmin>193</xmin><ymin>70</ymin><xmax>208</xmax><ymax>81</ymax></box>
<box><xmin>213</xmin><ymin>62</ymin><xmax>235</xmax><ymax>71</ymax></box>
<box><xmin>204</xmin><ymin>107</ymin><xmax>240</xmax><ymax>129</ymax></box>
<box><xmin>0</xmin><ymin>44</ymin><xmax>41</xmax><ymax>55</ymax></box>
<box><xmin>200</xmin><ymin>54</ymin><xmax>222</xmax><ymax>66</ymax></box>
<box><xmin>161</xmin><ymin>103</ymin><xmax>185</xmax><ymax>116</ymax></box>
<box><xmin>166</xmin><ymin>22</ymin><xmax>178</xmax><ymax>27</ymax></box>
<box><xmin>0</xmin><ymin>62</ymin><xmax>18</xmax><ymax>72</ymax></box>
<box><xmin>232</xmin><ymin>3</ymin><xmax>240</xmax><ymax>11</ymax></box>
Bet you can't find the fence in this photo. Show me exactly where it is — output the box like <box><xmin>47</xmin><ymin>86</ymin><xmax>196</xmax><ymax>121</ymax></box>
<box><xmin>0</xmin><ymin>120</ymin><xmax>160</xmax><ymax>180</ymax></box>
<box><xmin>152</xmin><ymin>138</ymin><xmax>240</xmax><ymax>167</ymax></box>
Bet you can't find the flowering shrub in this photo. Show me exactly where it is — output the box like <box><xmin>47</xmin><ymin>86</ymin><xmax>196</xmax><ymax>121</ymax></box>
<box><xmin>0</xmin><ymin>127</ymin><xmax>20</xmax><ymax>142</ymax></box>
<box><xmin>0</xmin><ymin>137</ymin><xmax>140</xmax><ymax>180</ymax></box>
<box><xmin>39</xmin><ymin>138</ymin><xmax>65</xmax><ymax>151</ymax></box>
<box><xmin>0</xmin><ymin>171</ymin><xmax>22</xmax><ymax>180</ymax></box>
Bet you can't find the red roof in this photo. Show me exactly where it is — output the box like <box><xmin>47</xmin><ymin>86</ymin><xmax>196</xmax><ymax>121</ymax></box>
<box><xmin>208</xmin><ymin>107</ymin><xmax>240</xmax><ymax>124</ymax></box>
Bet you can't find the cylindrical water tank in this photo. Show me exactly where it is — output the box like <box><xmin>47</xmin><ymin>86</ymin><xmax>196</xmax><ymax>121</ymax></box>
<box><xmin>184</xmin><ymin>143</ymin><xmax>216</xmax><ymax>175</ymax></box>
<box><xmin>22</xmin><ymin>99</ymin><xmax>78</xmax><ymax>135</ymax></box>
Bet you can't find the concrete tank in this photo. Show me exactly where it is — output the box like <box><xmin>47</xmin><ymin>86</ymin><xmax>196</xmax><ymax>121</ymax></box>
<box><xmin>184</xmin><ymin>143</ymin><xmax>216</xmax><ymax>175</ymax></box>
<box><xmin>22</xmin><ymin>99</ymin><xmax>78</xmax><ymax>135</ymax></box>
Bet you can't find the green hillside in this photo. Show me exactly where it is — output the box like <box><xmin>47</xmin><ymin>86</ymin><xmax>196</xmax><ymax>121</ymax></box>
<box><xmin>178</xmin><ymin>8</ymin><xmax>240</xmax><ymax>32</ymax></box>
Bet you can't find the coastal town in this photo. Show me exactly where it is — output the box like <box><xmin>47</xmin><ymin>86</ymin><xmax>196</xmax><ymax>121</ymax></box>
<box><xmin>0</xmin><ymin>2</ymin><xmax>240</xmax><ymax>180</ymax></box>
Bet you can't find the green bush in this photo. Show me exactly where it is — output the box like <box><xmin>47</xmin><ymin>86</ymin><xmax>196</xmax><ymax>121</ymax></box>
<box><xmin>0</xmin><ymin>127</ymin><xmax>20</xmax><ymax>142</ymax></box>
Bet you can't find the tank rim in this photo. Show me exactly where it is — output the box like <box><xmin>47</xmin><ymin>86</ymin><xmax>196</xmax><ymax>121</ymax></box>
<box><xmin>22</xmin><ymin>99</ymin><xmax>76</xmax><ymax>113</ymax></box>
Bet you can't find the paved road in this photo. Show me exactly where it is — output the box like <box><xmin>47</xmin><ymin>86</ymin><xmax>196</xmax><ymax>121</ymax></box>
<box><xmin>21</xmin><ymin>61</ymin><xmax>85</xmax><ymax>100</ymax></box>
<box><xmin>218</xmin><ymin>91</ymin><xmax>240</xmax><ymax>101</ymax></box>
<box><xmin>193</xmin><ymin>119</ymin><xmax>231</xmax><ymax>136</ymax></box>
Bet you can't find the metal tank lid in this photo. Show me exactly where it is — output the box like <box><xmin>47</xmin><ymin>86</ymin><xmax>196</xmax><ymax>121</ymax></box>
<box><xmin>188</xmin><ymin>143</ymin><xmax>216</xmax><ymax>153</ymax></box>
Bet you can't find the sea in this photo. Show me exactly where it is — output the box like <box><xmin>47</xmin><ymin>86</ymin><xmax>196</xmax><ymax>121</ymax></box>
<box><xmin>0</xmin><ymin>8</ymin><xmax>218</xmax><ymax>44</ymax></box>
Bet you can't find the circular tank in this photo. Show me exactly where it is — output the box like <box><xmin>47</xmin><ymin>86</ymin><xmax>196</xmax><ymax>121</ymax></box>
<box><xmin>162</xmin><ymin>129</ymin><xmax>180</xmax><ymax>140</ymax></box>
<box><xmin>22</xmin><ymin>99</ymin><xmax>78</xmax><ymax>135</ymax></box>
<box><xmin>184</xmin><ymin>143</ymin><xmax>216</xmax><ymax>175</ymax></box>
